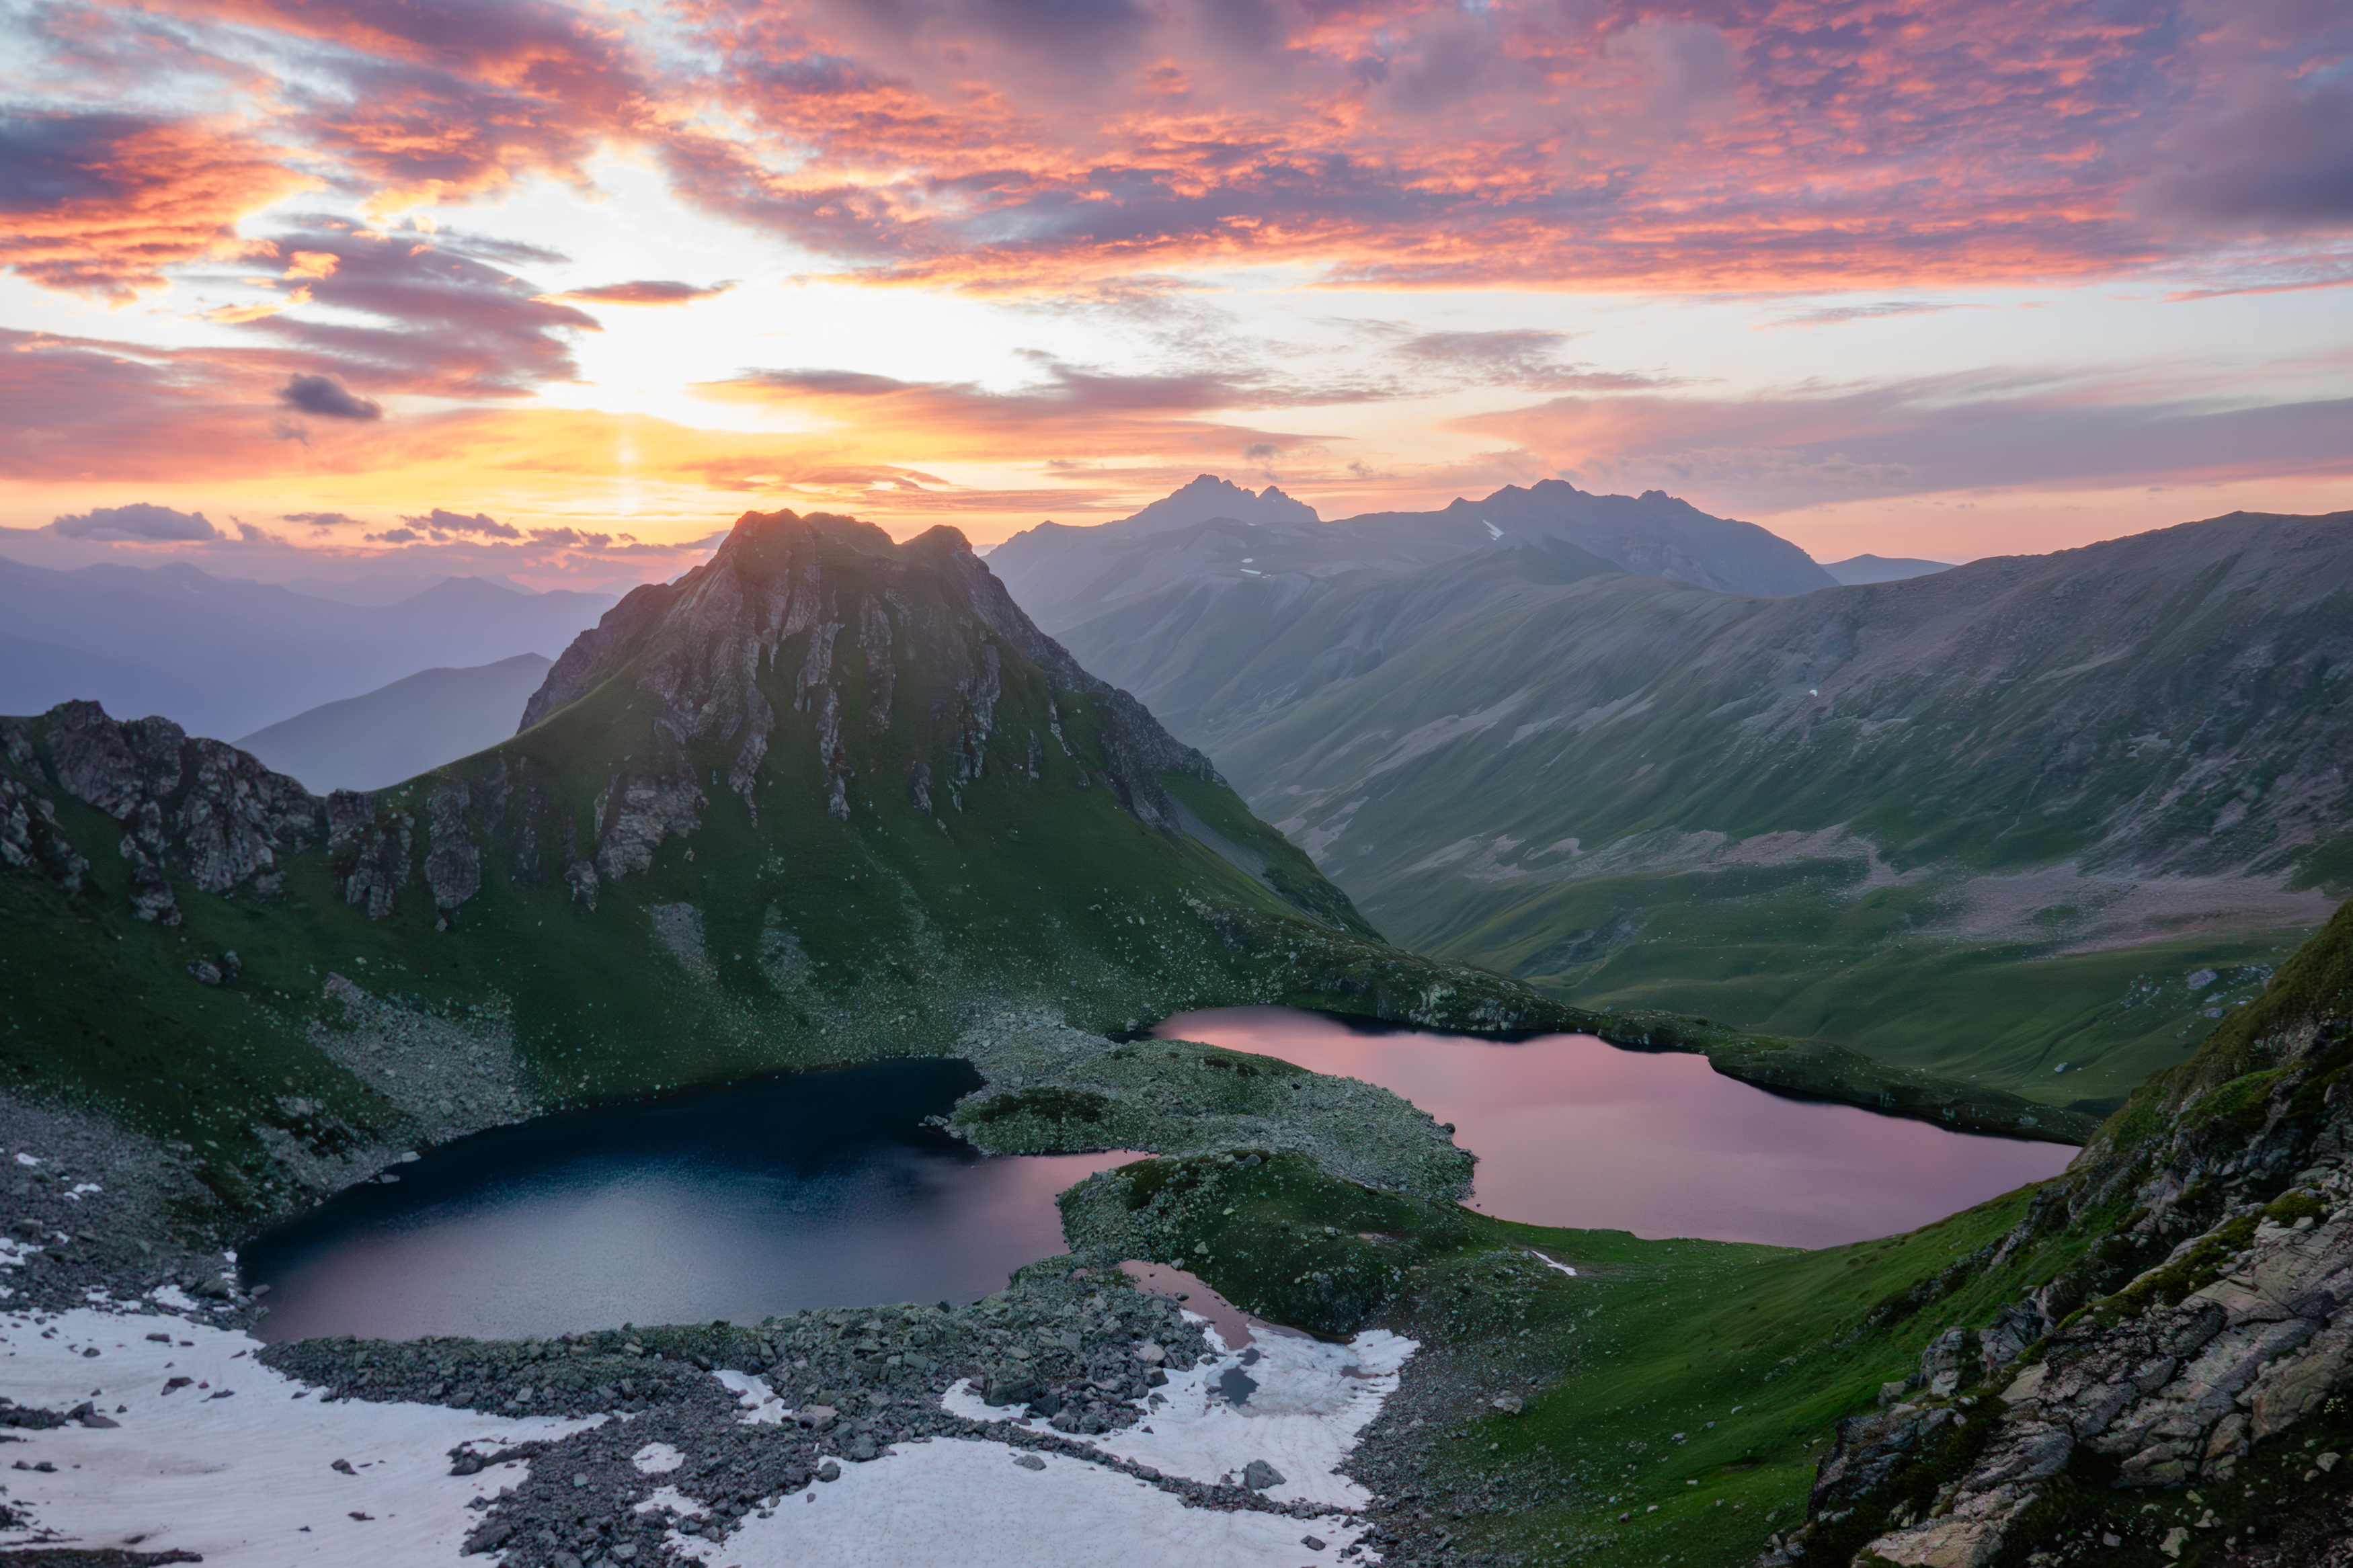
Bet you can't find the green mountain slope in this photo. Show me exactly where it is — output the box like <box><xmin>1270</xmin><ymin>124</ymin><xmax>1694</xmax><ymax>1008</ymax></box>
<box><xmin>1031</xmin><ymin>507</ymin><xmax>2352</xmax><ymax>1104</ymax></box>
<box><xmin>0</xmin><ymin>509</ymin><xmax>1601</xmax><ymax>1223</ymax></box>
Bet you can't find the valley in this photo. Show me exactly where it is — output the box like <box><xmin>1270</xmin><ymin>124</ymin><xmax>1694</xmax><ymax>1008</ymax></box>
<box><xmin>1</xmin><ymin>489</ymin><xmax>2348</xmax><ymax>1568</ymax></box>
<box><xmin>996</xmin><ymin>486</ymin><xmax>2353</xmax><ymax>1107</ymax></box>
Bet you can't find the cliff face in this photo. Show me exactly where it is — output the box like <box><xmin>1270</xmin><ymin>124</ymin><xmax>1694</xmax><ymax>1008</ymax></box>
<box><xmin>1779</xmin><ymin>900</ymin><xmax>2353</xmax><ymax>1567</ymax></box>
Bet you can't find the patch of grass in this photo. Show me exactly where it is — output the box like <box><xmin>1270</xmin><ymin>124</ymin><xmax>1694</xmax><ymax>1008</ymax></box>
<box><xmin>1374</xmin><ymin>1182</ymin><xmax>2085</xmax><ymax>1568</ymax></box>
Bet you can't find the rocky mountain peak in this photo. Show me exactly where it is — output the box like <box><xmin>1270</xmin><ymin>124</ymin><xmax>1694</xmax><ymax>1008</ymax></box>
<box><xmin>1121</xmin><ymin>475</ymin><xmax>1322</xmax><ymax>532</ymax></box>
<box><xmin>481</xmin><ymin>507</ymin><xmax>1222</xmax><ymax>916</ymax></box>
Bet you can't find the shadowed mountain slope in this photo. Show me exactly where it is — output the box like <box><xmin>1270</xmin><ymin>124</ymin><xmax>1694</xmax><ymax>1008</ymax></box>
<box><xmin>1218</xmin><ymin>509</ymin><xmax>2353</xmax><ymax>1101</ymax></box>
<box><xmin>0</xmin><ymin>554</ymin><xmax>613</xmax><ymax>740</ymax></box>
<box><xmin>234</xmin><ymin>653</ymin><xmax>554</xmax><ymax>793</ymax></box>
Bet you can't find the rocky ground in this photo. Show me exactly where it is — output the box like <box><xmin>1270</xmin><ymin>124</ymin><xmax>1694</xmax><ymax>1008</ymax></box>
<box><xmin>0</xmin><ymin>1094</ymin><xmax>250</xmax><ymax>1322</ymax></box>
<box><xmin>0</xmin><ymin>1209</ymin><xmax>1377</xmax><ymax>1568</ymax></box>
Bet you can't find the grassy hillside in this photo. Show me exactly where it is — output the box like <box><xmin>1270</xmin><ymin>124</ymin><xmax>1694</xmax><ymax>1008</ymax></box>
<box><xmin>1035</xmin><ymin>897</ymin><xmax>2352</xmax><ymax>1566</ymax></box>
<box><xmin>1190</xmin><ymin>511</ymin><xmax>2353</xmax><ymax>1103</ymax></box>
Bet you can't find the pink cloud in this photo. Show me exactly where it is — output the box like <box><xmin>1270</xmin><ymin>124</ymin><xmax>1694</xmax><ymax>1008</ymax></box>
<box><xmin>0</xmin><ymin>0</ymin><xmax>2335</xmax><ymax>299</ymax></box>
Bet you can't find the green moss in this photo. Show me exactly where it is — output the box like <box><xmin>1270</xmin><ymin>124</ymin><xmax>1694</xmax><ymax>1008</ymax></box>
<box><xmin>2264</xmin><ymin>1190</ymin><xmax>2326</xmax><ymax>1225</ymax></box>
<box><xmin>1060</xmin><ymin>1149</ymin><xmax>1474</xmax><ymax>1334</ymax></box>
<box><xmin>2077</xmin><ymin>1215</ymin><xmax>2257</xmax><ymax>1329</ymax></box>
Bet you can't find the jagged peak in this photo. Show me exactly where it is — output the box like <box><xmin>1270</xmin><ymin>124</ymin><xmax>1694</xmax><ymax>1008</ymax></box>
<box><xmin>512</xmin><ymin>505</ymin><xmax>1218</xmax><ymax>884</ymax></box>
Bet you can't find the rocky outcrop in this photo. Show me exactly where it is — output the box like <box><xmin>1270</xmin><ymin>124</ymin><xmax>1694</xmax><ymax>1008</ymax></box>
<box><xmin>329</xmin><ymin>788</ymin><xmax>411</xmax><ymax>919</ymax></box>
<box><xmin>511</xmin><ymin>509</ymin><xmax>1227</xmax><ymax>879</ymax></box>
<box><xmin>0</xmin><ymin>726</ymin><xmax>89</xmax><ymax>893</ymax></box>
<box><xmin>9</xmin><ymin>701</ymin><xmax>319</xmax><ymax>920</ymax></box>
<box><xmin>424</xmin><ymin>779</ymin><xmax>481</xmax><ymax>915</ymax></box>
<box><xmin>592</xmin><ymin>771</ymin><xmax>706</xmax><ymax>879</ymax></box>
<box><xmin>1773</xmin><ymin>899</ymin><xmax>2353</xmax><ymax>1567</ymax></box>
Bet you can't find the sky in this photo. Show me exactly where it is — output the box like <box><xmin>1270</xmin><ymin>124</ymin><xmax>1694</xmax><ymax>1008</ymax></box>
<box><xmin>1</xmin><ymin>0</ymin><xmax>2348</xmax><ymax>590</ymax></box>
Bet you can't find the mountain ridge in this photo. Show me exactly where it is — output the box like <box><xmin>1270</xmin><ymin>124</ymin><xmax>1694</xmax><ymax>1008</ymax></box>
<box><xmin>987</xmin><ymin>475</ymin><xmax>1835</xmax><ymax>645</ymax></box>
<box><xmin>234</xmin><ymin>653</ymin><xmax>553</xmax><ymax>793</ymax></box>
<box><xmin>0</xmin><ymin>552</ymin><xmax>615</xmax><ymax>740</ymax></box>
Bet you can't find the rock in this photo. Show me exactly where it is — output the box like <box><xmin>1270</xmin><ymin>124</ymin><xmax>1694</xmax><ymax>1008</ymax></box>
<box><xmin>1977</xmin><ymin>1300</ymin><xmax>2046</xmax><ymax>1376</ymax></box>
<box><xmin>1135</xmin><ymin>1342</ymin><xmax>1166</xmax><ymax>1364</ymax></box>
<box><xmin>1303</xmin><ymin>1536</ymin><xmax>1327</xmax><ymax>1551</ymax></box>
<box><xmin>981</xmin><ymin>1376</ymin><xmax>1040</xmax><ymax>1408</ymax></box>
<box><xmin>1013</xmin><ymin>1454</ymin><xmax>1046</xmax><ymax>1471</ymax></box>
<box><xmin>424</xmin><ymin>780</ymin><xmax>481</xmax><ymax>913</ymax></box>
<box><xmin>1489</xmin><ymin>1394</ymin><xmax>1523</xmax><ymax>1415</ymax></box>
<box><xmin>333</xmin><ymin>1458</ymin><xmax>355</xmax><ymax>1474</ymax></box>
<box><xmin>1918</xmin><ymin>1326</ymin><xmax>1970</xmax><ymax>1398</ymax></box>
<box><xmin>816</xmin><ymin>1459</ymin><xmax>842</xmax><ymax>1482</ymax></box>
<box><xmin>847</xmin><ymin>1435</ymin><xmax>881</xmax><ymax>1462</ymax></box>
<box><xmin>329</xmin><ymin>794</ymin><xmax>411</xmax><ymax>919</ymax></box>
<box><xmin>1242</xmin><ymin>1458</ymin><xmax>1285</xmax><ymax>1491</ymax></box>
<box><xmin>465</xmin><ymin>1520</ymin><xmax>513</xmax><ymax>1554</ymax></box>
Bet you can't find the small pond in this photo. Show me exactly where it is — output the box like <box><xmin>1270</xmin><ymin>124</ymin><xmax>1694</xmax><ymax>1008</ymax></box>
<box><xmin>241</xmin><ymin>1059</ymin><xmax>1133</xmax><ymax>1342</ymax></box>
<box><xmin>1155</xmin><ymin>1007</ymin><xmax>2075</xmax><ymax>1249</ymax></box>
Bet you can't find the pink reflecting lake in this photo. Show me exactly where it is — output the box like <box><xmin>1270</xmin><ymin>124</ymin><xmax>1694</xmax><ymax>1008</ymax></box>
<box><xmin>1154</xmin><ymin>1007</ymin><xmax>2075</xmax><ymax>1249</ymax></box>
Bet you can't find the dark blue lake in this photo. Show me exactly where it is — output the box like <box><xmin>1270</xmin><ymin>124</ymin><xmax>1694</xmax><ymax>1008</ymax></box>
<box><xmin>241</xmin><ymin>1059</ymin><xmax>1132</xmax><ymax>1342</ymax></box>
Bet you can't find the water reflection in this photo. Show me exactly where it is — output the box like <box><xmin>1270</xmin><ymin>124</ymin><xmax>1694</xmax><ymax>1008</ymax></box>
<box><xmin>1155</xmin><ymin>1007</ymin><xmax>2075</xmax><ymax>1249</ymax></box>
<box><xmin>243</xmin><ymin>1059</ymin><xmax>1133</xmax><ymax>1342</ymax></box>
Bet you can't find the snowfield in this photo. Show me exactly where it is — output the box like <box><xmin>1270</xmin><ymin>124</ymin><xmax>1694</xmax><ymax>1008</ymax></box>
<box><xmin>1</xmin><ymin>1297</ymin><xmax>1412</xmax><ymax>1566</ymax></box>
<box><xmin>0</xmin><ymin>1303</ymin><xmax>598</xmax><ymax>1563</ymax></box>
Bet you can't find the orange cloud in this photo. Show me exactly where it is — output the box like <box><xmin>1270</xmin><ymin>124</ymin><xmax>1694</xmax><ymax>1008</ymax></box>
<box><xmin>0</xmin><ymin>114</ymin><xmax>311</xmax><ymax>298</ymax></box>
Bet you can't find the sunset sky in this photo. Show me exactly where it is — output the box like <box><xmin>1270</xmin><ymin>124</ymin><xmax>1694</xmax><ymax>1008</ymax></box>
<box><xmin>3</xmin><ymin>0</ymin><xmax>2348</xmax><ymax>589</ymax></box>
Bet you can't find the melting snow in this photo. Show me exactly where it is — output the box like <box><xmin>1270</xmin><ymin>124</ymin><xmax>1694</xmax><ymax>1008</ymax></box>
<box><xmin>0</xmin><ymin>1307</ymin><xmax>600</xmax><ymax>1564</ymax></box>
<box><xmin>0</xmin><ymin>1294</ymin><xmax>1408</xmax><ymax>1567</ymax></box>
<box><xmin>668</xmin><ymin>1436</ymin><xmax>1360</xmax><ymax>1568</ymax></box>
<box><xmin>940</xmin><ymin>1317</ymin><xmax>1413</xmax><ymax>1510</ymax></box>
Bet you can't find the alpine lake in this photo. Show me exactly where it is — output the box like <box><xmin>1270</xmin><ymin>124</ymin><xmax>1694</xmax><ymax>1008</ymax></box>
<box><xmin>242</xmin><ymin>1011</ymin><xmax>2073</xmax><ymax>1341</ymax></box>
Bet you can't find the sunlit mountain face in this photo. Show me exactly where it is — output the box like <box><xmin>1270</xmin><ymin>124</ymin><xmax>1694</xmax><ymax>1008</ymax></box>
<box><xmin>1</xmin><ymin>0</ymin><xmax>2347</xmax><ymax>593</ymax></box>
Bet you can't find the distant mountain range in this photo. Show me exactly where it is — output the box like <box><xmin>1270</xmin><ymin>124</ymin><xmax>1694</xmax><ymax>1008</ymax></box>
<box><xmin>988</xmin><ymin>475</ymin><xmax>1835</xmax><ymax>645</ymax></box>
<box><xmin>0</xmin><ymin>556</ymin><xmax>615</xmax><ymax>740</ymax></box>
<box><xmin>1819</xmin><ymin>553</ymin><xmax>1954</xmax><ymax>585</ymax></box>
<box><xmin>233</xmin><ymin>653</ymin><xmax>554</xmax><ymax>793</ymax></box>
<box><xmin>997</xmin><ymin>484</ymin><xmax>2353</xmax><ymax>1106</ymax></box>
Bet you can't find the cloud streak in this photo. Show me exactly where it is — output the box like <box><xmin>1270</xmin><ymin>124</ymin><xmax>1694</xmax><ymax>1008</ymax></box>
<box><xmin>51</xmin><ymin>502</ymin><xmax>221</xmax><ymax>541</ymax></box>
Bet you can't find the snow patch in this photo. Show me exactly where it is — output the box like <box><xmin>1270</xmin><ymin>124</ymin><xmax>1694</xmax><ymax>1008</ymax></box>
<box><xmin>943</xmin><ymin>1319</ymin><xmax>1414</xmax><ymax>1511</ymax></box>
<box><xmin>0</xmin><ymin>1307</ymin><xmax>600</xmax><ymax>1565</ymax></box>
<box><xmin>664</xmin><ymin>1434</ymin><xmax>1361</xmax><ymax>1568</ymax></box>
<box><xmin>631</xmin><ymin>1441</ymin><xmax>686</xmax><ymax>1474</ymax></box>
<box><xmin>713</xmin><ymin>1368</ymin><xmax>793</xmax><ymax>1425</ymax></box>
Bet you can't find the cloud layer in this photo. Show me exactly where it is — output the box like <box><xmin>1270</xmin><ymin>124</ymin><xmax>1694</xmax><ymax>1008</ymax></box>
<box><xmin>2</xmin><ymin>0</ymin><xmax>2346</xmax><ymax>301</ymax></box>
